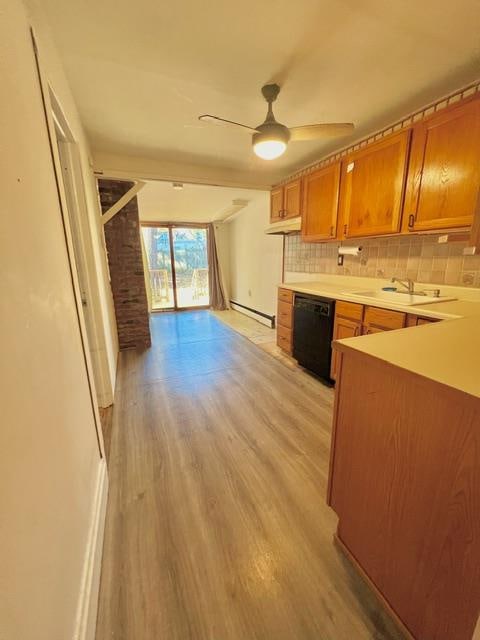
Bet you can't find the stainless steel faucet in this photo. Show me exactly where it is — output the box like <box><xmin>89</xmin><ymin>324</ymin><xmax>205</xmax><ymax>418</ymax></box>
<box><xmin>391</xmin><ymin>277</ymin><xmax>415</xmax><ymax>294</ymax></box>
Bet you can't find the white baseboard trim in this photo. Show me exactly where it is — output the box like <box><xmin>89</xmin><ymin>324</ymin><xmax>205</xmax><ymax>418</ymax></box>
<box><xmin>74</xmin><ymin>459</ymin><xmax>108</xmax><ymax>640</ymax></box>
<box><xmin>230</xmin><ymin>302</ymin><xmax>273</xmax><ymax>328</ymax></box>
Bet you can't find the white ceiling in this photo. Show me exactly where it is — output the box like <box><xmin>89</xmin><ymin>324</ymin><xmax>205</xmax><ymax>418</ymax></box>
<box><xmin>137</xmin><ymin>180</ymin><xmax>266</xmax><ymax>223</ymax></box>
<box><xmin>41</xmin><ymin>0</ymin><xmax>480</xmax><ymax>185</ymax></box>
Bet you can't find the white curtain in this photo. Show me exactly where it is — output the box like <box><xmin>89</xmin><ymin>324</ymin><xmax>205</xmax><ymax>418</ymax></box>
<box><xmin>208</xmin><ymin>223</ymin><xmax>230</xmax><ymax>310</ymax></box>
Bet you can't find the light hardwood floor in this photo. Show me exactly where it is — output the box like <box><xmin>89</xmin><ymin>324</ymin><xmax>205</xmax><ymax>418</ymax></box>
<box><xmin>96</xmin><ymin>311</ymin><xmax>405</xmax><ymax>640</ymax></box>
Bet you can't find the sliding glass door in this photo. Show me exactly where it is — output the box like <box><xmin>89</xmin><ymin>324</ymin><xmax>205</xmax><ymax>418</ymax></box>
<box><xmin>172</xmin><ymin>227</ymin><xmax>209</xmax><ymax>308</ymax></box>
<box><xmin>142</xmin><ymin>226</ymin><xmax>175</xmax><ymax>310</ymax></box>
<box><xmin>142</xmin><ymin>224</ymin><xmax>209</xmax><ymax>311</ymax></box>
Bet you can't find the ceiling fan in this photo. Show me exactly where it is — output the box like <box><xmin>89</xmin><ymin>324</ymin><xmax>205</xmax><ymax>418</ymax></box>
<box><xmin>199</xmin><ymin>83</ymin><xmax>354</xmax><ymax>160</ymax></box>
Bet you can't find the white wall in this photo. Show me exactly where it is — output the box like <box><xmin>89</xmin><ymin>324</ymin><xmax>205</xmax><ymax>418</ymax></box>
<box><xmin>0</xmin><ymin>1</ymin><xmax>109</xmax><ymax>638</ymax></box>
<box><xmin>226</xmin><ymin>194</ymin><xmax>283</xmax><ymax>318</ymax></box>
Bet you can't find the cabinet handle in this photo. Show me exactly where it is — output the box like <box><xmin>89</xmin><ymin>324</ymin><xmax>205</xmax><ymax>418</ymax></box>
<box><xmin>354</xmin><ymin>326</ymin><xmax>360</xmax><ymax>336</ymax></box>
<box><xmin>330</xmin><ymin>225</ymin><xmax>335</xmax><ymax>236</ymax></box>
<box><xmin>343</xmin><ymin>224</ymin><xmax>348</xmax><ymax>235</ymax></box>
<box><xmin>408</xmin><ymin>214</ymin><xmax>415</xmax><ymax>228</ymax></box>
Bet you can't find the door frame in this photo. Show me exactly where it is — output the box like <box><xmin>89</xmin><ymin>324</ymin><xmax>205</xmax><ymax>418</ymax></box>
<box><xmin>31</xmin><ymin>29</ymin><xmax>106</xmax><ymax>457</ymax></box>
<box><xmin>48</xmin><ymin>90</ymin><xmax>114</xmax><ymax>408</ymax></box>
<box><xmin>141</xmin><ymin>222</ymin><xmax>211</xmax><ymax>312</ymax></box>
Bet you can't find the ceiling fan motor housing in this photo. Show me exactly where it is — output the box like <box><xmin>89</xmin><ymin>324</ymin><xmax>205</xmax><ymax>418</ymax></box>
<box><xmin>253</xmin><ymin>121</ymin><xmax>290</xmax><ymax>147</ymax></box>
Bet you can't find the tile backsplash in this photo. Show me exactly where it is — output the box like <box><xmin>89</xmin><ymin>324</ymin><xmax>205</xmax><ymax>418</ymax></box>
<box><xmin>284</xmin><ymin>234</ymin><xmax>480</xmax><ymax>287</ymax></box>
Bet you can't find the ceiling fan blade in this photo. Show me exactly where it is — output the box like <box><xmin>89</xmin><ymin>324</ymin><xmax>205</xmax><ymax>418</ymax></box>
<box><xmin>289</xmin><ymin>123</ymin><xmax>354</xmax><ymax>141</ymax></box>
<box><xmin>198</xmin><ymin>114</ymin><xmax>258</xmax><ymax>133</ymax></box>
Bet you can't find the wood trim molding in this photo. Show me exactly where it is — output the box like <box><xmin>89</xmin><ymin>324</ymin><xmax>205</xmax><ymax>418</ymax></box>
<box><xmin>467</xmin><ymin>186</ymin><xmax>480</xmax><ymax>254</ymax></box>
<box><xmin>275</xmin><ymin>81</ymin><xmax>480</xmax><ymax>188</ymax></box>
<box><xmin>74</xmin><ymin>460</ymin><xmax>108</xmax><ymax>640</ymax></box>
<box><xmin>141</xmin><ymin>221</ymin><xmax>209</xmax><ymax>229</ymax></box>
<box><xmin>102</xmin><ymin>181</ymin><xmax>146</xmax><ymax>225</ymax></box>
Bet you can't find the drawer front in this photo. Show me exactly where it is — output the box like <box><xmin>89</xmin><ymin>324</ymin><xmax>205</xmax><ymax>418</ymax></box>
<box><xmin>278</xmin><ymin>288</ymin><xmax>294</xmax><ymax>304</ymax></box>
<box><xmin>363</xmin><ymin>325</ymin><xmax>385</xmax><ymax>335</ymax></box>
<box><xmin>407</xmin><ymin>314</ymin><xmax>440</xmax><ymax>327</ymax></box>
<box><xmin>277</xmin><ymin>324</ymin><xmax>292</xmax><ymax>341</ymax></box>
<box><xmin>277</xmin><ymin>300</ymin><xmax>293</xmax><ymax>329</ymax></box>
<box><xmin>364</xmin><ymin>306</ymin><xmax>406</xmax><ymax>330</ymax></box>
<box><xmin>417</xmin><ymin>317</ymin><xmax>439</xmax><ymax>325</ymax></box>
<box><xmin>277</xmin><ymin>325</ymin><xmax>292</xmax><ymax>352</ymax></box>
<box><xmin>336</xmin><ymin>300</ymin><xmax>364</xmax><ymax>322</ymax></box>
<box><xmin>277</xmin><ymin>332</ymin><xmax>292</xmax><ymax>353</ymax></box>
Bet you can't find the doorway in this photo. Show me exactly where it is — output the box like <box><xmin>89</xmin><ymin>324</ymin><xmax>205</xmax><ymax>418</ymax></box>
<box><xmin>141</xmin><ymin>224</ymin><xmax>210</xmax><ymax>311</ymax></box>
<box><xmin>48</xmin><ymin>88</ymin><xmax>113</xmax><ymax>408</ymax></box>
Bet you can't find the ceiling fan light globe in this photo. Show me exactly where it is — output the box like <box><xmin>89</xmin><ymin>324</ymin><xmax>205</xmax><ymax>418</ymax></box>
<box><xmin>253</xmin><ymin>140</ymin><xmax>287</xmax><ymax>160</ymax></box>
<box><xmin>252</xmin><ymin>124</ymin><xmax>289</xmax><ymax>160</ymax></box>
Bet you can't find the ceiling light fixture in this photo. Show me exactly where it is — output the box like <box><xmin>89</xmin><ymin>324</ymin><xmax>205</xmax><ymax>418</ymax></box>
<box><xmin>252</xmin><ymin>96</ymin><xmax>290</xmax><ymax>160</ymax></box>
<box><xmin>172</xmin><ymin>182</ymin><xmax>184</xmax><ymax>190</ymax></box>
<box><xmin>253</xmin><ymin>133</ymin><xmax>288</xmax><ymax>160</ymax></box>
<box><xmin>199</xmin><ymin>83</ymin><xmax>354</xmax><ymax>162</ymax></box>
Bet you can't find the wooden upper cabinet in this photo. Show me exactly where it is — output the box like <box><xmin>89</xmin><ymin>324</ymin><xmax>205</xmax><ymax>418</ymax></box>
<box><xmin>302</xmin><ymin>162</ymin><xmax>341</xmax><ymax>242</ymax></box>
<box><xmin>403</xmin><ymin>97</ymin><xmax>480</xmax><ymax>232</ymax></box>
<box><xmin>270</xmin><ymin>186</ymin><xmax>284</xmax><ymax>222</ymax></box>
<box><xmin>270</xmin><ymin>179</ymin><xmax>302</xmax><ymax>222</ymax></box>
<box><xmin>341</xmin><ymin>130</ymin><xmax>411</xmax><ymax>238</ymax></box>
<box><xmin>283</xmin><ymin>178</ymin><xmax>302</xmax><ymax>220</ymax></box>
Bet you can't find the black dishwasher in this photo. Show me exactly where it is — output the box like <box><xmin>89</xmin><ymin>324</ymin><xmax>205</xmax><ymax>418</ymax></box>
<box><xmin>293</xmin><ymin>295</ymin><xmax>335</xmax><ymax>382</ymax></box>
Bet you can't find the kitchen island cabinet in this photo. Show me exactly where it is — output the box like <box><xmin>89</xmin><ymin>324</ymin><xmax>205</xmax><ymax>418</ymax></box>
<box><xmin>328</xmin><ymin>339</ymin><xmax>480</xmax><ymax>640</ymax></box>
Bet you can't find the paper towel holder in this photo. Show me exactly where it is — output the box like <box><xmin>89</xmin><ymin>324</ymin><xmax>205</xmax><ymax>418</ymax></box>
<box><xmin>338</xmin><ymin>245</ymin><xmax>363</xmax><ymax>257</ymax></box>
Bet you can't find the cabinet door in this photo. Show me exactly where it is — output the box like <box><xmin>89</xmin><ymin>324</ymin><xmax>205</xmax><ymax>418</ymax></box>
<box><xmin>404</xmin><ymin>98</ymin><xmax>480</xmax><ymax>232</ymax></box>
<box><xmin>341</xmin><ymin>130</ymin><xmax>411</xmax><ymax>237</ymax></box>
<box><xmin>302</xmin><ymin>163</ymin><xmax>341</xmax><ymax>241</ymax></box>
<box><xmin>331</xmin><ymin>316</ymin><xmax>361</xmax><ymax>380</ymax></box>
<box><xmin>270</xmin><ymin>187</ymin><xmax>284</xmax><ymax>222</ymax></box>
<box><xmin>283</xmin><ymin>179</ymin><xmax>302</xmax><ymax>219</ymax></box>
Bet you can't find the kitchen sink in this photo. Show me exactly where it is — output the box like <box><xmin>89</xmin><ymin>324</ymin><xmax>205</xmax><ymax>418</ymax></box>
<box><xmin>341</xmin><ymin>289</ymin><xmax>457</xmax><ymax>306</ymax></box>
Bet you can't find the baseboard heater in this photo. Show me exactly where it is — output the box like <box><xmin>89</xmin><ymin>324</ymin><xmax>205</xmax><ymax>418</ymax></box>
<box><xmin>229</xmin><ymin>300</ymin><xmax>275</xmax><ymax>329</ymax></box>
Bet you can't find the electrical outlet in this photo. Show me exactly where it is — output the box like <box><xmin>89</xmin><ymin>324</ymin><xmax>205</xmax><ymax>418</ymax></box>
<box><xmin>337</xmin><ymin>254</ymin><xmax>344</xmax><ymax>266</ymax></box>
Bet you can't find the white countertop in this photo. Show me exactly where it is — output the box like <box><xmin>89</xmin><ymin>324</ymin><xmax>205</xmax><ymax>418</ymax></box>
<box><xmin>280</xmin><ymin>280</ymin><xmax>480</xmax><ymax>320</ymax></box>
<box><xmin>280</xmin><ymin>276</ymin><xmax>480</xmax><ymax>398</ymax></box>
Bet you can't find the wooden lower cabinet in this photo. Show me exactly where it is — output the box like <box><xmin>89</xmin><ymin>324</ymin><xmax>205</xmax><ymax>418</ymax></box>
<box><xmin>331</xmin><ymin>302</ymin><xmax>405</xmax><ymax>379</ymax></box>
<box><xmin>277</xmin><ymin>300</ymin><xmax>293</xmax><ymax>329</ymax></box>
<box><xmin>406</xmin><ymin>313</ymin><xmax>440</xmax><ymax>327</ymax></box>
<box><xmin>331</xmin><ymin>302</ymin><xmax>363</xmax><ymax>380</ymax></box>
<box><xmin>363</xmin><ymin>306</ymin><xmax>406</xmax><ymax>332</ymax></box>
<box><xmin>276</xmin><ymin>324</ymin><xmax>292</xmax><ymax>352</ymax></box>
<box><xmin>276</xmin><ymin>288</ymin><xmax>294</xmax><ymax>354</ymax></box>
<box><xmin>328</xmin><ymin>349</ymin><xmax>480</xmax><ymax>640</ymax></box>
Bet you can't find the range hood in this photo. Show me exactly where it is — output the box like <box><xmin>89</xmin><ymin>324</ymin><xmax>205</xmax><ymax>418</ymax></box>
<box><xmin>265</xmin><ymin>216</ymin><xmax>301</xmax><ymax>235</ymax></box>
